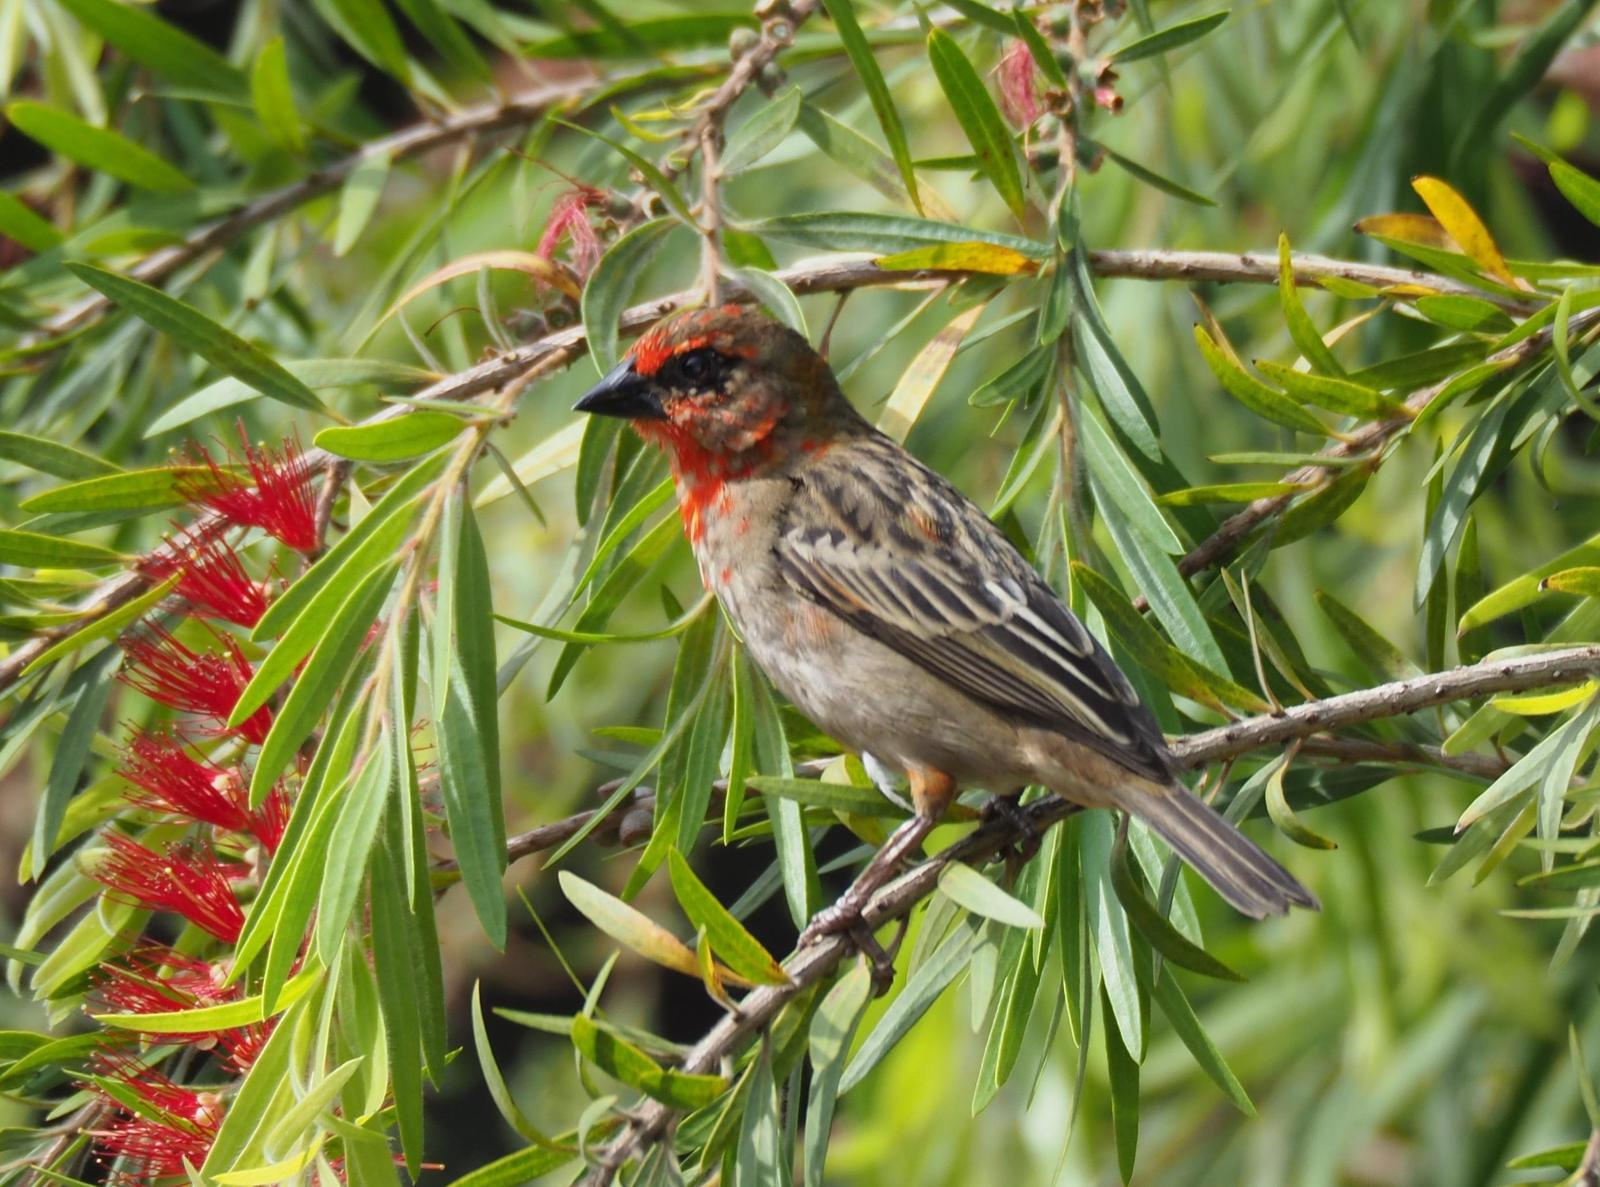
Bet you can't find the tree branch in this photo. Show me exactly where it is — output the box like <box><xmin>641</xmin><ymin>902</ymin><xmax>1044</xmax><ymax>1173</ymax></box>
<box><xmin>0</xmin><ymin>249</ymin><xmax>1559</xmax><ymax>696</ymax></box>
<box><xmin>576</xmin><ymin>642</ymin><xmax>1600</xmax><ymax>1182</ymax></box>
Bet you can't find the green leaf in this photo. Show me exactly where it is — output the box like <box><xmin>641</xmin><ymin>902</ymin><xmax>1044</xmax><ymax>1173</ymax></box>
<box><xmin>563</xmin><ymin>121</ymin><xmax>695</xmax><ymax>226</ymax></box>
<box><xmin>803</xmin><ymin>961</ymin><xmax>873</xmax><ymax>1187</ymax></box>
<box><xmin>146</xmin><ymin>358</ymin><xmax>432</xmax><ymax>438</ymax></box>
<box><xmin>1082</xmin><ymin>812</ymin><xmax>1141</xmax><ymax>1055</ymax></box>
<box><xmin>720</xmin><ymin>86</ymin><xmax>802</xmax><ymax>175</ymax></box>
<box><xmin>1414</xmin><ymin>294</ymin><xmax>1515</xmax><ymax>334</ymax></box>
<box><xmin>1103</xmin><ymin>987</ymin><xmax>1140</xmax><ymax>1183</ymax></box>
<box><xmin>1148</xmin><ymin>967</ymin><xmax>1254</xmax><ymax>1114</ymax></box>
<box><xmin>0</xmin><ymin>529</ymin><xmax>123</xmax><ymax>568</ymax></box>
<box><xmin>667</xmin><ymin>849</ymin><xmax>788</xmax><ymax>985</ymax></box>
<box><xmin>97</xmin><ymin>967</ymin><xmax>320</xmax><ymax>1032</ymax></box>
<box><xmin>391</xmin><ymin>0</ymin><xmax>491</xmax><ymax>81</ymax></box>
<box><xmin>1077</xmin><ymin>398</ymin><xmax>1184</xmax><ymax>555</ymax></box>
<box><xmin>570</xmin><ymin>1014</ymin><xmax>727</xmax><ymax>1108</ymax></box>
<box><xmin>754</xmin><ymin>211</ymin><xmax>1044</xmax><ymax>256</ymax></box>
<box><xmin>6</xmin><ymin>102</ymin><xmax>193</xmax><ymax>191</ymax></box>
<box><xmin>334</xmin><ymin>151</ymin><xmax>391</xmax><ymax>257</ymax></box>
<box><xmin>1193</xmin><ymin>325</ymin><xmax>1329</xmax><ymax>434</ymax></box>
<box><xmin>744</xmin><ymin>774</ymin><xmax>917</xmax><ymax>818</ymax></box>
<box><xmin>1096</xmin><ymin>143</ymin><xmax>1216</xmax><ymax>206</ymax></box>
<box><xmin>0</xmin><ymin>193</ymin><xmax>64</xmax><ymax>254</ymax></box>
<box><xmin>936</xmin><ymin>863</ymin><xmax>1044</xmax><ymax>929</ymax></box>
<box><xmin>583</xmin><ymin>218</ymin><xmax>678</xmax><ymax>374</ymax></box>
<box><xmin>1276</xmin><ymin>234</ymin><xmax>1343</xmax><ymax>374</ymax></box>
<box><xmin>839</xmin><ymin>918</ymin><xmax>982</xmax><ymax>1093</ymax></box>
<box><xmin>22</xmin><ymin>574</ymin><xmax>180</xmax><ymax>677</ymax></box>
<box><xmin>247</xmin><ymin>561</ymin><xmax>395</xmax><ymax>803</ymax></box>
<box><xmin>821</xmin><ymin>0</ymin><xmax>921</xmax><ymax>212</ymax></box>
<box><xmin>1253</xmin><ymin>359</ymin><xmax>1406</xmax><ymax>420</ymax></box>
<box><xmin>1265</xmin><ymin>753</ymin><xmax>1338</xmax><ymax>849</ymax></box>
<box><xmin>434</xmin><ymin>494</ymin><xmax>507</xmax><ymax>947</ymax></box>
<box><xmin>309</xmin><ymin>0</ymin><xmax>412</xmax><ymax>82</ymax></box>
<box><xmin>64</xmin><ymin>264</ymin><xmax>325</xmax><ymax>412</ymax></box>
<box><xmin>1157</xmin><ymin>481</ymin><xmax>1305</xmax><ymax>505</ymax></box>
<box><xmin>1346</xmin><ymin>341</ymin><xmax>1489</xmax><ymax>391</ymax></box>
<box><xmin>55</xmin><ymin>0</ymin><xmax>244</xmax><ymax>94</ymax></box>
<box><xmin>1109</xmin><ymin>822</ymin><xmax>1241</xmax><ymax>981</ymax></box>
<box><xmin>1012</xmin><ymin>10</ymin><xmax>1067</xmax><ymax>88</ymax></box>
<box><xmin>444</xmin><ymin>1147</ymin><xmax>574</xmax><ymax>1187</ymax></box>
<box><xmin>926</xmin><ymin>28</ymin><xmax>1026</xmax><ymax>219</ymax></box>
<box><xmin>735</xmin><ymin>1039</ymin><xmax>784</xmax><ymax>1187</ymax></box>
<box><xmin>1452</xmin><ymin>0</ymin><xmax>1600</xmax><ymax>168</ymax></box>
<box><xmin>250</xmin><ymin>37</ymin><xmax>304</xmax><ymax>154</ymax></box>
<box><xmin>252</xmin><ymin>457</ymin><xmax>440</xmax><ymax>642</ymax></box>
<box><xmin>795</xmin><ymin>102</ymin><xmax>922</xmax><ymax>208</ymax></box>
<box><xmin>313</xmin><ymin>741</ymin><xmax>392</xmax><ymax>964</ymax></box>
<box><xmin>1315</xmin><ymin>589</ymin><xmax>1420</xmax><ymax>681</ymax></box>
<box><xmin>19</xmin><ymin>466</ymin><xmax>216</xmax><ymax>514</ymax></box>
<box><xmin>1460</xmin><ymin>529</ymin><xmax>1600</xmax><ymax>632</ymax></box>
<box><xmin>314</xmin><ymin>411</ymin><xmax>466</xmax><ymax>461</ymax></box>
<box><xmin>1110</xmin><ymin>9</ymin><xmax>1228</xmax><ymax>61</ymax></box>
<box><xmin>31</xmin><ymin>669</ymin><xmax>112</xmax><ymax>880</ymax></box>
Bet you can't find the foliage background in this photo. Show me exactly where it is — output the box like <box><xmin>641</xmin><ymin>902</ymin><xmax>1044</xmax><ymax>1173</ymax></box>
<box><xmin>6</xmin><ymin>1</ymin><xmax>1600</xmax><ymax>1185</ymax></box>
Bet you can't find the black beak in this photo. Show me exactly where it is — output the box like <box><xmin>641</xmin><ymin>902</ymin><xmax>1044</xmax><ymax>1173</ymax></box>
<box><xmin>573</xmin><ymin>359</ymin><xmax>664</xmax><ymax>420</ymax></box>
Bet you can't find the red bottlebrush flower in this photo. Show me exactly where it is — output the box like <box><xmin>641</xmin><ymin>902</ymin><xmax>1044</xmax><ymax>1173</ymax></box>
<box><xmin>87</xmin><ymin>1049</ymin><xmax>223</xmax><ymax>1185</ymax></box>
<box><xmin>536</xmin><ymin>184</ymin><xmax>607</xmax><ymax>279</ymax></box>
<box><xmin>117</xmin><ymin>730</ymin><xmax>286</xmax><ymax>852</ymax></box>
<box><xmin>177</xmin><ymin>426</ymin><xmax>318</xmax><ymax>552</ymax></box>
<box><xmin>997</xmin><ymin>39</ymin><xmax>1042</xmax><ymax>128</ymax></box>
<box><xmin>90</xmin><ymin>833</ymin><xmax>246</xmax><ymax>944</ymax></box>
<box><xmin>91</xmin><ymin>950</ymin><xmax>271</xmax><ymax>1074</ymax></box>
<box><xmin>139</xmin><ymin>526</ymin><xmax>269</xmax><ymax>628</ymax></box>
<box><xmin>118</xmin><ymin>625</ymin><xmax>272</xmax><ymax>745</ymax></box>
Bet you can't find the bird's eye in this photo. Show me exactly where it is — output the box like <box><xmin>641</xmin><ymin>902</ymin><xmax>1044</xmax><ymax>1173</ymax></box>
<box><xmin>678</xmin><ymin>350</ymin><xmax>710</xmax><ymax>382</ymax></box>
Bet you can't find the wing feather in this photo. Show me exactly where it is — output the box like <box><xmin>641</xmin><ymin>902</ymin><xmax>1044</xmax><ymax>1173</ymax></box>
<box><xmin>775</xmin><ymin>438</ymin><xmax>1173</xmax><ymax>781</ymax></box>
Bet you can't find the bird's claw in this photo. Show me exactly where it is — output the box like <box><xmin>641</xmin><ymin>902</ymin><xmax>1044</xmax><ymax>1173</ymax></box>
<box><xmin>982</xmin><ymin>795</ymin><xmax>1041</xmax><ymax>863</ymax></box>
<box><xmin>798</xmin><ymin>901</ymin><xmax>898</xmax><ymax>995</ymax></box>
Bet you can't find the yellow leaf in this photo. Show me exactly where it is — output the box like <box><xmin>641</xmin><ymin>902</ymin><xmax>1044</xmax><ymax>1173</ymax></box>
<box><xmin>879</xmin><ymin>301</ymin><xmax>987</xmax><ymax>442</ymax></box>
<box><xmin>1410</xmin><ymin>176</ymin><xmax>1522</xmax><ymax>288</ymax></box>
<box><xmin>1353</xmin><ymin>212</ymin><xmax>1456</xmax><ymax>249</ymax></box>
<box><xmin>378</xmin><ymin>250</ymin><xmax>581</xmax><ymax>329</ymax></box>
<box><xmin>874</xmin><ymin>242</ymin><xmax>1040</xmax><ymax>276</ymax></box>
<box><xmin>1491</xmin><ymin>681</ymin><xmax>1599</xmax><ymax>716</ymax></box>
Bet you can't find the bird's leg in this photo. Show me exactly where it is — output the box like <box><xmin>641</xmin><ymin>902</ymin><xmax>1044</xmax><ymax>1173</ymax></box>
<box><xmin>798</xmin><ymin>768</ymin><xmax>955</xmax><ymax>954</ymax></box>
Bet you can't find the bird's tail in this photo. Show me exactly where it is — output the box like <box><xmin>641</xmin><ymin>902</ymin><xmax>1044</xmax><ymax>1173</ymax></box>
<box><xmin>1134</xmin><ymin>786</ymin><xmax>1319</xmax><ymax>918</ymax></box>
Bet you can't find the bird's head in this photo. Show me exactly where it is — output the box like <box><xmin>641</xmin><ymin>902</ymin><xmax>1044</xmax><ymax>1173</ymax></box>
<box><xmin>574</xmin><ymin>306</ymin><xmax>856</xmax><ymax>470</ymax></box>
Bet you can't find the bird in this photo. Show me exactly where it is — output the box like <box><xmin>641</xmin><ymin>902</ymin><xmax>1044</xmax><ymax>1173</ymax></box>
<box><xmin>574</xmin><ymin>304</ymin><xmax>1317</xmax><ymax>944</ymax></box>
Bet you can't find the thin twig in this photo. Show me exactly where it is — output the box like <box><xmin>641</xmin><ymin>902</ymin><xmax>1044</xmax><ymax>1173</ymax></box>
<box><xmin>1136</xmin><ymin>307</ymin><xmax>1586</xmax><ymax>613</ymax></box>
<box><xmin>19</xmin><ymin>80</ymin><xmax>632</xmax><ymax>349</ymax></box>
<box><xmin>0</xmin><ymin>249</ymin><xmax>1563</xmax><ymax>696</ymax></box>
<box><xmin>307</xmin><ymin>458</ymin><xmax>351</xmax><ymax>565</ymax></box>
<box><xmin>577</xmin><ymin>642</ymin><xmax>1600</xmax><ymax>1182</ymax></box>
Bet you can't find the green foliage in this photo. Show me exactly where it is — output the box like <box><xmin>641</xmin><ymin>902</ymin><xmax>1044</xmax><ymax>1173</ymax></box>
<box><xmin>6</xmin><ymin>1</ymin><xmax>1600</xmax><ymax>1185</ymax></box>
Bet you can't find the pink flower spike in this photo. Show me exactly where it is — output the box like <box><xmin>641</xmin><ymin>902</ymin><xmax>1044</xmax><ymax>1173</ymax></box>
<box><xmin>536</xmin><ymin>184</ymin><xmax>607</xmax><ymax>279</ymax></box>
<box><xmin>998</xmin><ymin>39</ymin><xmax>1041</xmax><ymax>128</ymax></box>
<box><xmin>118</xmin><ymin>625</ymin><xmax>272</xmax><ymax>745</ymax></box>
<box><xmin>140</xmin><ymin>527</ymin><xmax>269</xmax><ymax>628</ymax></box>
<box><xmin>177</xmin><ymin>426</ymin><xmax>318</xmax><ymax>552</ymax></box>
<box><xmin>91</xmin><ymin>950</ymin><xmax>271</xmax><ymax>1074</ymax></box>
<box><xmin>91</xmin><ymin>833</ymin><xmax>246</xmax><ymax>944</ymax></box>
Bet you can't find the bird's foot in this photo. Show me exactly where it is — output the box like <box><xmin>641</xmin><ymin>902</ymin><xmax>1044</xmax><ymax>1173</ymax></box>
<box><xmin>982</xmin><ymin>795</ymin><xmax>1041</xmax><ymax>863</ymax></box>
<box><xmin>798</xmin><ymin>898</ymin><xmax>900</xmax><ymax>994</ymax></box>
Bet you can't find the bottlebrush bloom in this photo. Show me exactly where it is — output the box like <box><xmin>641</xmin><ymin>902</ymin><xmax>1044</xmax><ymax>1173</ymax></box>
<box><xmin>139</xmin><ymin>527</ymin><xmax>269</xmax><ymax>628</ymax></box>
<box><xmin>91</xmin><ymin>949</ymin><xmax>272</xmax><ymax>1075</ymax></box>
<box><xmin>118</xmin><ymin>626</ymin><xmax>272</xmax><ymax>745</ymax></box>
<box><xmin>89</xmin><ymin>833</ymin><xmax>246</xmax><ymax>944</ymax></box>
<box><xmin>177</xmin><ymin>426</ymin><xmax>318</xmax><ymax>552</ymax></box>
<box><xmin>87</xmin><ymin>1049</ymin><xmax>224</xmax><ymax>1184</ymax></box>
<box><xmin>116</xmin><ymin>730</ymin><xmax>287</xmax><ymax>852</ymax></box>
<box><xmin>536</xmin><ymin>183</ymin><xmax>607</xmax><ymax>279</ymax></box>
<box><xmin>997</xmin><ymin>39</ymin><xmax>1042</xmax><ymax>128</ymax></box>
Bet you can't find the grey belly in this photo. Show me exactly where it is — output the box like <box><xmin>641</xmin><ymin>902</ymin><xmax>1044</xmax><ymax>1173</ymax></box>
<box><xmin>737</xmin><ymin>597</ymin><xmax>1032</xmax><ymax>789</ymax></box>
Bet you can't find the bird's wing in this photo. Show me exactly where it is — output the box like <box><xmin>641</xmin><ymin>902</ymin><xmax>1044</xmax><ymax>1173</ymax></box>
<box><xmin>774</xmin><ymin>435</ymin><xmax>1173</xmax><ymax>782</ymax></box>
